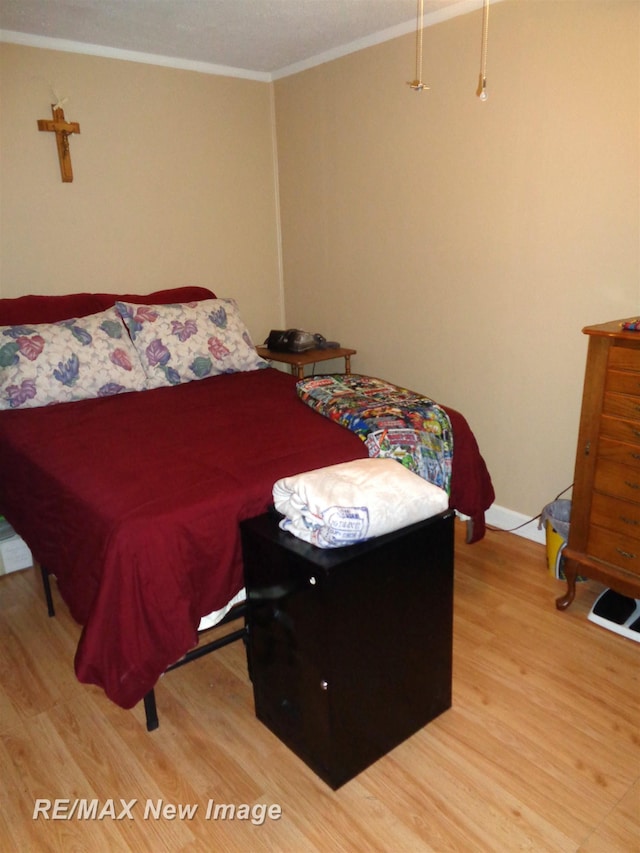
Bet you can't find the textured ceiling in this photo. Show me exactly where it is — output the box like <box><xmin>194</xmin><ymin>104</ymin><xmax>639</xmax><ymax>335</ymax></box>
<box><xmin>0</xmin><ymin>0</ymin><xmax>481</xmax><ymax>78</ymax></box>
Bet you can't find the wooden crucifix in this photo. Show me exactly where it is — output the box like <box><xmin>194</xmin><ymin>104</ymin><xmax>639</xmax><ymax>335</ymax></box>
<box><xmin>37</xmin><ymin>105</ymin><xmax>81</xmax><ymax>183</ymax></box>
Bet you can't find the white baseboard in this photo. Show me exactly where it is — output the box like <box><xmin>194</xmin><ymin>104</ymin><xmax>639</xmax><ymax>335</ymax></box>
<box><xmin>0</xmin><ymin>535</ymin><xmax>33</xmax><ymax>574</ymax></box>
<box><xmin>483</xmin><ymin>504</ymin><xmax>546</xmax><ymax>545</ymax></box>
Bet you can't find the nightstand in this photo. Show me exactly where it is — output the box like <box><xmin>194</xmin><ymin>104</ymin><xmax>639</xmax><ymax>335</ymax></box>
<box><xmin>256</xmin><ymin>345</ymin><xmax>356</xmax><ymax>379</ymax></box>
<box><xmin>240</xmin><ymin>510</ymin><xmax>454</xmax><ymax>789</ymax></box>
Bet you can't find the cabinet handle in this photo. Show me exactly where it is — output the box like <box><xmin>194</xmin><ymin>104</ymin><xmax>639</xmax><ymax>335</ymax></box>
<box><xmin>620</xmin><ymin>516</ymin><xmax>640</xmax><ymax>526</ymax></box>
<box><xmin>632</xmin><ymin>453</ymin><xmax>640</xmax><ymax>460</ymax></box>
<box><xmin>624</xmin><ymin>480</ymin><xmax>640</xmax><ymax>490</ymax></box>
<box><xmin>320</xmin><ymin>680</ymin><xmax>328</xmax><ymax>690</ymax></box>
<box><xmin>616</xmin><ymin>548</ymin><xmax>637</xmax><ymax>560</ymax></box>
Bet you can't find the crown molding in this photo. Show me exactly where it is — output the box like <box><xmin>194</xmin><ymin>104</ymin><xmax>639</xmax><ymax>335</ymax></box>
<box><xmin>1</xmin><ymin>1</ymin><xmax>504</xmax><ymax>83</ymax></box>
<box><xmin>0</xmin><ymin>30</ymin><xmax>271</xmax><ymax>82</ymax></box>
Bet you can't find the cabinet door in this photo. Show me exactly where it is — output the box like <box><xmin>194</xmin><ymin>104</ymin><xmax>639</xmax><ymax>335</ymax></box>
<box><xmin>324</xmin><ymin>515</ymin><xmax>454</xmax><ymax>771</ymax></box>
<box><xmin>242</xmin><ymin>531</ymin><xmax>335</xmax><ymax>780</ymax></box>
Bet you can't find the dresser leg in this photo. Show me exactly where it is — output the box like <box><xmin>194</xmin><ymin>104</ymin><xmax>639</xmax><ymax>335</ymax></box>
<box><xmin>555</xmin><ymin>561</ymin><xmax>577</xmax><ymax>610</ymax></box>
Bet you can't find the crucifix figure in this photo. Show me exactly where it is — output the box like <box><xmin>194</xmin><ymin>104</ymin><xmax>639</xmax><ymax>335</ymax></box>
<box><xmin>37</xmin><ymin>105</ymin><xmax>81</xmax><ymax>183</ymax></box>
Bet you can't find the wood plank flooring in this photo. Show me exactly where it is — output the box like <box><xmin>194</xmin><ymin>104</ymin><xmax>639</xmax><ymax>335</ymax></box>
<box><xmin>0</xmin><ymin>520</ymin><xmax>637</xmax><ymax>851</ymax></box>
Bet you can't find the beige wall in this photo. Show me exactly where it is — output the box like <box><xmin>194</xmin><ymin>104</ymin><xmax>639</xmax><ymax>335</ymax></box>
<box><xmin>275</xmin><ymin>0</ymin><xmax>640</xmax><ymax>525</ymax></box>
<box><xmin>1</xmin><ymin>0</ymin><xmax>638</xmax><ymax>528</ymax></box>
<box><xmin>0</xmin><ymin>44</ymin><xmax>284</xmax><ymax>339</ymax></box>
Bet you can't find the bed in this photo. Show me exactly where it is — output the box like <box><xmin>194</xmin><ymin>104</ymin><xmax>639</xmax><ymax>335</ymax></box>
<box><xmin>0</xmin><ymin>286</ymin><xmax>494</xmax><ymax>722</ymax></box>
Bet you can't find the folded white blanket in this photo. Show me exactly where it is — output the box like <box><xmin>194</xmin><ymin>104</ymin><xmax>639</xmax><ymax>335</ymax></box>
<box><xmin>273</xmin><ymin>458</ymin><xmax>449</xmax><ymax>548</ymax></box>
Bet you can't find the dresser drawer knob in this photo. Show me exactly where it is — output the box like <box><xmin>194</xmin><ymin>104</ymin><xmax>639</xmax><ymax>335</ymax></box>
<box><xmin>624</xmin><ymin>480</ymin><xmax>640</xmax><ymax>490</ymax></box>
<box><xmin>632</xmin><ymin>453</ymin><xmax>640</xmax><ymax>460</ymax></box>
<box><xmin>616</xmin><ymin>548</ymin><xmax>637</xmax><ymax>560</ymax></box>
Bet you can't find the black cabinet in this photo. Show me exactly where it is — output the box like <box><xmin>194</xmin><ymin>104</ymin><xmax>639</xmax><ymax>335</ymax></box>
<box><xmin>240</xmin><ymin>510</ymin><xmax>454</xmax><ymax>789</ymax></box>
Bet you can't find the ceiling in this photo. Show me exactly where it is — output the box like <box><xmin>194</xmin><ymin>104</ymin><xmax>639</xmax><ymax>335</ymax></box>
<box><xmin>0</xmin><ymin>0</ymin><xmax>482</xmax><ymax>79</ymax></box>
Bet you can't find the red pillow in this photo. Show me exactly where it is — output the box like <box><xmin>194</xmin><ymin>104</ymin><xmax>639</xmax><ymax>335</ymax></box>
<box><xmin>0</xmin><ymin>287</ymin><xmax>216</xmax><ymax>326</ymax></box>
<box><xmin>94</xmin><ymin>286</ymin><xmax>215</xmax><ymax>310</ymax></box>
<box><xmin>0</xmin><ymin>292</ymin><xmax>105</xmax><ymax>325</ymax></box>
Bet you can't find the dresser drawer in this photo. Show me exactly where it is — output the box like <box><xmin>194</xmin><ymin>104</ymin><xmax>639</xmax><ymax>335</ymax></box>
<box><xmin>599</xmin><ymin>415</ymin><xmax>640</xmax><ymax>447</ymax></box>
<box><xmin>605</xmin><ymin>369</ymin><xmax>640</xmax><ymax>397</ymax></box>
<box><xmin>608</xmin><ymin>344</ymin><xmax>640</xmax><ymax>373</ymax></box>
<box><xmin>587</xmin><ymin>525</ymin><xmax>640</xmax><ymax>576</ymax></box>
<box><xmin>597</xmin><ymin>437</ymin><xmax>640</xmax><ymax>467</ymax></box>
<box><xmin>602</xmin><ymin>392</ymin><xmax>640</xmax><ymax>422</ymax></box>
<box><xmin>593</xmin><ymin>458</ymin><xmax>640</xmax><ymax>503</ymax></box>
<box><xmin>590</xmin><ymin>492</ymin><xmax>640</xmax><ymax>541</ymax></box>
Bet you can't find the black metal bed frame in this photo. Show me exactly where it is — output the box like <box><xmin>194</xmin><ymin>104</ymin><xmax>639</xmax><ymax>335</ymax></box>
<box><xmin>39</xmin><ymin>564</ymin><xmax>248</xmax><ymax>731</ymax></box>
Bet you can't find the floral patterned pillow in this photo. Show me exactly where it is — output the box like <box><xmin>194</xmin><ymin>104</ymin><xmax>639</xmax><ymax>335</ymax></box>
<box><xmin>0</xmin><ymin>308</ymin><xmax>148</xmax><ymax>410</ymax></box>
<box><xmin>114</xmin><ymin>298</ymin><xmax>268</xmax><ymax>389</ymax></box>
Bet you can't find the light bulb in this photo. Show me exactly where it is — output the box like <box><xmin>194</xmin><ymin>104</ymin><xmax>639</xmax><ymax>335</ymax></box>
<box><xmin>476</xmin><ymin>74</ymin><xmax>488</xmax><ymax>101</ymax></box>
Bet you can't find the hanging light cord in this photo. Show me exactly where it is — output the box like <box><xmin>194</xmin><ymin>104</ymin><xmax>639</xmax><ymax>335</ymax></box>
<box><xmin>476</xmin><ymin>0</ymin><xmax>490</xmax><ymax>100</ymax></box>
<box><xmin>408</xmin><ymin>0</ymin><xmax>429</xmax><ymax>91</ymax></box>
<box><xmin>414</xmin><ymin>0</ymin><xmax>423</xmax><ymax>83</ymax></box>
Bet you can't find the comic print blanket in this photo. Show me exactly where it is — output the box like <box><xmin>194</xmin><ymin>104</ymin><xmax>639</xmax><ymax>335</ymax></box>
<box><xmin>296</xmin><ymin>374</ymin><xmax>453</xmax><ymax>494</ymax></box>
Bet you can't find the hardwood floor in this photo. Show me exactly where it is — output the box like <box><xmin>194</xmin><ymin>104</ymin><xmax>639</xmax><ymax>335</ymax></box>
<box><xmin>0</xmin><ymin>520</ymin><xmax>637</xmax><ymax>852</ymax></box>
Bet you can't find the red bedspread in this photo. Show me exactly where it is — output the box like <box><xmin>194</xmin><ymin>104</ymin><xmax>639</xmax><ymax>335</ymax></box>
<box><xmin>0</xmin><ymin>368</ymin><xmax>367</xmax><ymax>708</ymax></box>
<box><xmin>0</xmin><ymin>367</ymin><xmax>493</xmax><ymax>710</ymax></box>
<box><xmin>443</xmin><ymin>405</ymin><xmax>494</xmax><ymax>542</ymax></box>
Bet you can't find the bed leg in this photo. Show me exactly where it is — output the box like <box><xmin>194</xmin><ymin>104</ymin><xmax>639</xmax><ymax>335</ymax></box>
<box><xmin>39</xmin><ymin>564</ymin><xmax>55</xmax><ymax>617</ymax></box>
<box><xmin>143</xmin><ymin>689</ymin><xmax>159</xmax><ymax>732</ymax></box>
<box><xmin>244</xmin><ymin>621</ymin><xmax>253</xmax><ymax>683</ymax></box>
<box><xmin>465</xmin><ymin>517</ymin><xmax>474</xmax><ymax>544</ymax></box>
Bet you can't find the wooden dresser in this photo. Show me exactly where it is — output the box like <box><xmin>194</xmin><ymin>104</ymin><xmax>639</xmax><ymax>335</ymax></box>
<box><xmin>558</xmin><ymin>319</ymin><xmax>640</xmax><ymax>610</ymax></box>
